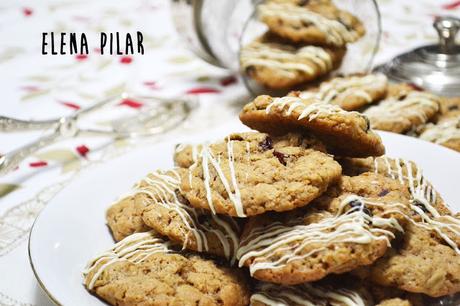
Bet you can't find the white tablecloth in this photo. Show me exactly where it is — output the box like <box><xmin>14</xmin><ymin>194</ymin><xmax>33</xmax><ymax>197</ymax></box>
<box><xmin>0</xmin><ymin>0</ymin><xmax>459</xmax><ymax>304</ymax></box>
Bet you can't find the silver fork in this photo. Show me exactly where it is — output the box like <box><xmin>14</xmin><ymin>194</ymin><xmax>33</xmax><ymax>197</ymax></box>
<box><xmin>0</xmin><ymin>93</ymin><xmax>195</xmax><ymax>175</ymax></box>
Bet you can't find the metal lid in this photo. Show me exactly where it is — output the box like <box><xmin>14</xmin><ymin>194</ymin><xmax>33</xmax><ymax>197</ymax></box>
<box><xmin>377</xmin><ymin>16</ymin><xmax>460</xmax><ymax>96</ymax></box>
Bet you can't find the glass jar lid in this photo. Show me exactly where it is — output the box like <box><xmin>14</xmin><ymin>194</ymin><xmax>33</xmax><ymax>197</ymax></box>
<box><xmin>377</xmin><ymin>16</ymin><xmax>460</xmax><ymax>97</ymax></box>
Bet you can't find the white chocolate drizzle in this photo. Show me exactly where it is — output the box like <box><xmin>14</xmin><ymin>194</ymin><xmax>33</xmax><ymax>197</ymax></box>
<box><xmin>374</xmin><ymin>156</ymin><xmax>460</xmax><ymax>254</ymax></box>
<box><xmin>419</xmin><ymin>117</ymin><xmax>460</xmax><ymax>145</ymax></box>
<box><xmin>250</xmin><ymin>282</ymin><xmax>370</xmax><ymax>306</ymax></box>
<box><xmin>240</xmin><ymin>42</ymin><xmax>332</xmax><ymax>77</ymax></box>
<box><xmin>258</xmin><ymin>2</ymin><xmax>360</xmax><ymax>46</ymax></box>
<box><xmin>237</xmin><ymin>195</ymin><xmax>406</xmax><ymax>275</ymax></box>
<box><xmin>83</xmin><ymin>231</ymin><xmax>170</xmax><ymax>290</ymax></box>
<box><xmin>125</xmin><ymin>169</ymin><xmax>240</xmax><ymax>262</ymax></box>
<box><xmin>299</xmin><ymin>74</ymin><xmax>387</xmax><ymax>105</ymax></box>
<box><xmin>184</xmin><ymin>138</ymin><xmax>247</xmax><ymax>218</ymax></box>
<box><xmin>364</xmin><ymin>92</ymin><xmax>440</xmax><ymax>125</ymax></box>
<box><xmin>265</xmin><ymin>96</ymin><xmax>365</xmax><ymax>122</ymax></box>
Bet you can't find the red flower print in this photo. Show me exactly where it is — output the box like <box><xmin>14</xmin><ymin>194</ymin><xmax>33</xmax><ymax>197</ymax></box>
<box><xmin>442</xmin><ymin>0</ymin><xmax>460</xmax><ymax>10</ymax></box>
<box><xmin>21</xmin><ymin>86</ymin><xmax>40</xmax><ymax>92</ymax></box>
<box><xmin>119</xmin><ymin>98</ymin><xmax>143</xmax><ymax>108</ymax></box>
<box><xmin>22</xmin><ymin>7</ymin><xmax>33</xmax><ymax>16</ymax></box>
<box><xmin>72</xmin><ymin>15</ymin><xmax>91</xmax><ymax>22</ymax></box>
<box><xmin>120</xmin><ymin>56</ymin><xmax>133</xmax><ymax>64</ymax></box>
<box><xmin>185</xmin><ymin>87</ymin><xmax>221</xmax><ymax>95</ymax></box>
<box><xmin>75</xmin><ymin>54</ymin><xmax>88</xmax><ymax>61</ymax></box>
<box><xmin>29</xmin><ymin>161</ymin><xmax>48</xmax><ymax>168</ymax></box>
<box><xmin>220</xmin><ymin>75</ymin><xmax>237</xmax><ymax>86</ymax></box>
<box><xmin>76</xmin><ymin>145</ymin><xmax>90</xmax><ymax>157</ymax></box>
<box><xmin>59</xmin><ymin>101</ymin><xmax>81</xmax><ymax>110</ymax></box>
<box><xmin>143</xmin><ymin>81</ymin><xmax>160</xmax><ymax>90</ymax></box>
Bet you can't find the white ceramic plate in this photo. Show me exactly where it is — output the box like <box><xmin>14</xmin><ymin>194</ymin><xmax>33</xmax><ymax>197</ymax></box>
<box><xmin>29</xmin><ymin>122</ymin><xmax>460</xmax><ymax>306</ymax></box>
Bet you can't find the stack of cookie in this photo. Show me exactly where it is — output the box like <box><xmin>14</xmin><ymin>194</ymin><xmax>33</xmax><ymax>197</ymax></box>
<box><xmin>83</xmin><ymin>93</ymin><xmax>460</xmax><ymax>305</ymax></box>
<box><xmin>292</xmin><ymin>72</ymin><xmax>460</xmax><ymax>153</ymax></box>
<box><xmin>418</xmin><ymin>97</ymin><xmax>460</xmax><ymax>152</ymax></box>
<box><xmin>240</xmin><ymin>0</ymin><xmax>365</xmax><ymax>90</ymax></box>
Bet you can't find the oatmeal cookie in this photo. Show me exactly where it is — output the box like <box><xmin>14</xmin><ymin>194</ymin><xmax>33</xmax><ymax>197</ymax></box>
<box><xmin>342</xmin><ymin>161</ymin><xmax>460</xmax><ymax>297</ymax></box>
<box><xmin>240</xmin><ymin>95</ymin><xmax>385</xmax><ymax>157</ymax></box>
<box><xmin>237</xmin><ymin>173</ymin><xmax>411</xmax><ymax>285</ymax></box>
<box><xmin>240</xmin><ymin>39</ymin><xmax>345</xmax><ymax>89</ymax></box>
<box><xmin>83</xmin><ymin>231</ymin><xmax>250</xmax><ymax>306</ymax></box>
<box><xmin>258</xmin><ymin>1</ymin><xmax>365</xmax><ymax>46</ymax></box>
<box><xmin>338</xmin><ymin>156</ymin><xmax>451</xmax><ymax>216</ymax></box>
<box><xmin>419</xmin><ymin>115</ymin><xmax>460</xmax><ymax>153</ymax></box>
<box><xmin>364</xmin><ymin>91</ymin><xmax>441</xmax><ymax>134</ymax></box>
<box><xmin>180</xmin><ymin>132</ymin><xmax>341</xmax><ymax>217</ymax></box>
<box><xmin>369</xmin><ymin>221</ymin><xmax>460</xmax><ymax>297</ymax></box>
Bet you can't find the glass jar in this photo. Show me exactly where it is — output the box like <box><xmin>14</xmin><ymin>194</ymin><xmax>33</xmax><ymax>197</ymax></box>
<box><xmin>171</xmin><ymin>0</ymin><xmax>382</xmax><ymax>91</ymax></box>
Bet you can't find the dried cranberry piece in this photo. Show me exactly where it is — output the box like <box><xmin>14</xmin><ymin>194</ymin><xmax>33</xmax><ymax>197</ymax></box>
<box><xmin>259</xmin><ymin>137</ymin><xmax>273</xmax><ymax>151</ymax></box>
<box><xmin>378</xmin><ymin>189</ymin><xmax>390</xmax><ymax>197</ymax></box>
<box><xmin>273</xmin><ymin>150</ymin><xmax>287</xmax><ymax>166</ymax></box>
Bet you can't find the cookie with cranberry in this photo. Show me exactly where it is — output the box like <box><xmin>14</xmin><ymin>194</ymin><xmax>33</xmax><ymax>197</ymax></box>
<box><xmin>338</xmin><ymin>156</ymin><xmax>451</xmax><ymax>217</ymax></box>
<box><xmin>239</xmin><ymin>94</ymin><xmax>385</xmax><ymax>157</ymax></box>
<box><xmin>174</xmin><ymin>132</ymin><xmax>326</xmax><ymax>168</ymax></box>
<box><xmin>237</xmin><ymin>173</ymin><xmax>411</xmax><ymax>285</ymax></box>
<box><xmin>344</xmin><ymin>167</ymin><xmax>460</xmax><ymax>297</ymax></box>
<box><xmin>240</xmin><ymin>38</ymin><xmax>345</xmax><ymax>90</ymax></box>
<box><xmin>180</xmin><ymin>132</ymin><xmax>342</xmax><ymax>217</ymax></box>
<box><xmin>258</xmin><ymin>1</ymin><xmax>365</xmax><ymax>47</ymax></box>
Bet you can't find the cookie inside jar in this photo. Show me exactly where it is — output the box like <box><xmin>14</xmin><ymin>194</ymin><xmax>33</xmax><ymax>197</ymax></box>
<box><xmin>238</xmin><ymin>0</ymin><xmax>380</xmax><ymax>94</ymax></box>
